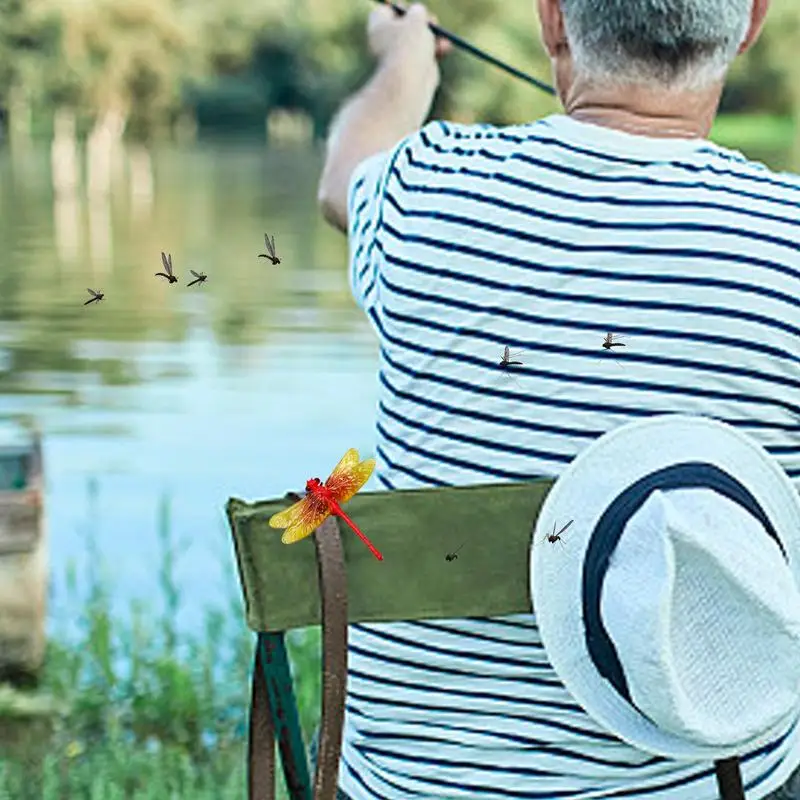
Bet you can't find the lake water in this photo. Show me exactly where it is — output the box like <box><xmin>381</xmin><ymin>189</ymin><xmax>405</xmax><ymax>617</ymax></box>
<box><xmin>1</xmin><ymin>140</ymin><xmax>381</xmax><ymax>641</ymax></box>
<box><xmin>1</xmin><ymin>134</ymin><xmax>796</xmax><ymax>641</ymax></box>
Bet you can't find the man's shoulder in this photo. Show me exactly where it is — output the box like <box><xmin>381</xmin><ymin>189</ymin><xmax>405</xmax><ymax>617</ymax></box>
<box><xmin>404</xmin><ymin>119</ymin><xmax>548</xmax><ymax>153</ymax></box>
<box><xmin>707</xmin><ymin>142</ymin><xmax>800</xmax><ymax>191</ymax></box>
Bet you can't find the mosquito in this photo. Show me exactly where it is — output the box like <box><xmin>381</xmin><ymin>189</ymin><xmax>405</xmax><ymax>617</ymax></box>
<box><xmin>445</xmin><ymin>543</ymin><xmax>465</xmax><ymax>562</ymax></box>
<box><xmin>259</xmin><ymin>233</ymin><xmax>280</xmax><ymax>265</ymax></box>
<box><xmin>601</xmin><ymin>332</ymin><xmax>626</xmax><ymax>367</ymax></box>
<box><xmin>187</xmin><ymin>270</ymin><xmax>207</xmax><ymax>287</ymax></box>
<box><xmin>84</xmin><ymin>288</ymin><xmax>104</xmax><ymax>305</ymax></box>
<box><xmin>533</xmin><ymin>519</ymin><xmax>574</xmax><ymax>549</ymax></box>
<box><xmin>155</xmin><ymin>252</ymin><xmax>178</xmax><ymax>284</ymax></box>
<box><xmin>602</xmin><ymin>333</ymin><xmax>626</xmax><ymax>350</ymax></box>
<box><xmin>500</xmin><ymin>345</ymin><xmax>524</xmax><ymax>368</ymax></box>
<box><xmin>495</xmin><ymin>345</ymin><xmax>524</xmax><ymax>389</ymax></box>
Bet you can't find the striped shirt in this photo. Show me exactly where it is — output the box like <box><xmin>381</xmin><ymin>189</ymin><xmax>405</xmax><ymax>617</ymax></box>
<box><xmin>341</xmin><ymin>113</ymin><xmax>800</xmax><ymax>799</ymax></box>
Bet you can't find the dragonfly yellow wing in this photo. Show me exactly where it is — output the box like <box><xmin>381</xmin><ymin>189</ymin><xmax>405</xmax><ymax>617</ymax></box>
<box><xmin>324</xmin><ymin>448</ymin><xmax>376</xmax><ymax>504</ymax></box>
<box><xmin>269</xmin><ymin>493</ymin><xmax>331</xmax><ymax>544</ymax></box>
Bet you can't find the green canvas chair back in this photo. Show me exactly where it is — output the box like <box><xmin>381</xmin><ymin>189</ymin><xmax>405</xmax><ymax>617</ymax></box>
<box><xmin>226</xmin><ymin>479</ymin><xmax>746</xmax><ymax>800</ymax></box>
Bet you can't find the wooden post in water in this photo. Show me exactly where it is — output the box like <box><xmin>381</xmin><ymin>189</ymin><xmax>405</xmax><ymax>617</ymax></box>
<box><xmin>0</xmin><ymin>426</ymin><xmax>46</xmax><ymax>687</ymax></box>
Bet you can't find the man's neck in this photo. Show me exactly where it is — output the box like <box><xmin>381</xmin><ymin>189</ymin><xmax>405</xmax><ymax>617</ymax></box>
<box><xmin>562</xmin><ymin>79</ymin><xmax>724</xmax><ymax>140</ymax></box>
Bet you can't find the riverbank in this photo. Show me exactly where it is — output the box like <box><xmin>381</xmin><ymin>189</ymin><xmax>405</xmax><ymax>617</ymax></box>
<box><xmin>0</xmin><ymin>496</ymin><xmax>322</xmax><ymax>799</ymax></box>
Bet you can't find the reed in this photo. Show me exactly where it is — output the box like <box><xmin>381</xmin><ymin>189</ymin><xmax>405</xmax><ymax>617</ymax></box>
<box><xmin>0</xmin><ymin>480</ymin><xmax>322</xmax><ymax>799</ymax></box>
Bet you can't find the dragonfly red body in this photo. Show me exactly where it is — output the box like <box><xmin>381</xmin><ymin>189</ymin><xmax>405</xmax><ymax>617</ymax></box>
<box><xmin>269</xmin><ymin>449</ymin><xmax>383</xmax><ymax>561</ymax></box>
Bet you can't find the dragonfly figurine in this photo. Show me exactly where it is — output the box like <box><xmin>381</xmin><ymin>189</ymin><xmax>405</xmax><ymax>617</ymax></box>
<box><xmin>269</xmin><ymin>448</ymin><xmax>383</xmax><ymax>560</ymax></box>
<box><xmin>156</xmin><ymin>252</ymin><xmax>178</xmax><ymax>284</ymax></box>
<box><xmin>187</xmin><ymin>270</ymin><xmax>207</xmax><ymax>287</ymax></box>
<box><xmin>84</xmin><ymin>288</ymin><xmax>104</xmax><ymax>305</ymax></box>
<box><xmin>445</xmin><ymin>543</ymin><xmax>464</xmax><ymax>561</ymax></box>
<box><xmin>259</xmin><ymin>233</ymin><xmax>280</xmax><ymax>265</ymax></box>
<box><xmin>533</xmin><ymin>519</ymin><xmax>574</xmax><ymax>549</ymax></box>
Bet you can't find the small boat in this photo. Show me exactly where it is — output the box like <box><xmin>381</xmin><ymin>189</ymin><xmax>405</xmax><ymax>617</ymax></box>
<box><xmin>0</xmin><ymin>420</ymin><xmax>46</xmax><ymax>688</ymax></box>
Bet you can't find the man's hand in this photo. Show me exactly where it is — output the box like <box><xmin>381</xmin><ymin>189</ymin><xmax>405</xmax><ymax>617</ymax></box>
<box><xmin>317</xmin><ymin>2</ymin><xmax>451</xmax><ymax>233</ymax></box>
<box><xmin>367</xmin><ymin>3</ymin><xmax>452</xmax><ymax>74</ymax></box>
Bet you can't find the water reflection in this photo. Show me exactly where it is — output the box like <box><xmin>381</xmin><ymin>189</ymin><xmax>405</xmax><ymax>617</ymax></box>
<box><xmin>0</xmin><ymin>137</ymin><xmax>794</xmax><ymax>639</ymax></box>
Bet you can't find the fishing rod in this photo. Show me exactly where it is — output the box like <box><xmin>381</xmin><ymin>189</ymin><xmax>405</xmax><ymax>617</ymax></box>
<box><xmin>369</xmin><ymin>0</ymin><xmax>556</xmax><ymax>96</ymax></box>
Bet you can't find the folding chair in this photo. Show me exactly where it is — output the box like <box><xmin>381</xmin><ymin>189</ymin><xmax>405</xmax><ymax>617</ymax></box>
<box><xmin>226</xmin><ymin>478</ymin><xmax>746</xmax><ymax>800</ymax></box>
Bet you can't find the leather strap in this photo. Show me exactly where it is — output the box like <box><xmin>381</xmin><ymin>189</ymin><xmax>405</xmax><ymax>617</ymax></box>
<box><xmin>247</xmin><ymin>497</ymin><xmax>349</xmax><ymax>800</ymax></box>
<box><xmin>714</xmin><ymin>756</ymin><xmax>745</xmax><ymax>800</ymax></box>
<box><xmin>311</xmin><ymin>511</ymin><xmax>349</xmax><ymax>799</ymax></box>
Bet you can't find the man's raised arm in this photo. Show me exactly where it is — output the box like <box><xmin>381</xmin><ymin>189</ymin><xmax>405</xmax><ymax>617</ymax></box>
<box><xmin>316</xmin><ymin>3</ymin><xmax>449</xmax><ymax>233</ymax></box>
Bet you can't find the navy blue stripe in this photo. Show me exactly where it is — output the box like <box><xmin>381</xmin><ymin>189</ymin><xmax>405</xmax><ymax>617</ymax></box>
<box><xmin>437</xmin><ymin>125</ymin><xmax>800</xmax><ymax>196</ymax></box>
<box><xmin>345</xmin><ymin>695</ymin><xmax>794</xmax><ymax>800</ymax></box>
<box><xmin>390</xmin><ymin>162</ymin><xmax>800</xmax><ymax>256</ymax></box>
<box><xmin>346</xmin><ymin>678</ymin><xmax>619</xmax><ymax>744</ymax></box>
<box><xmin>356</xmin><ymin>742</ymin><xmax>604</xmax><ymax>779</ymax></box>
<box><xmin>377</xmin><ymin>370</ymin><xmax>800</xmax><ymax>445</ymax></box>
<box><xmin>377</xmin><ymin>219</ymin><xmax>799</xmax><ymax>320</ymax></box>
<box><xmin>377</xmin><ymin>342</ymin><xmax>798</xmax><ymax>432</ymax></box>
<box><xmin>405</xmin><ymin>145</ymin><xmax>800</xmax><ymax>232</ymax></box>
<box><xmin>417</xmin><ymin>127</ymin><xmax>800</xmax><ymax>212</ymax></box>
<box><xmin>532</xmin><ymin>119</ymin><xmax>750</xmax><ymax>164</ymax></box>
<box><xmin>351</xmin><ymin>725</ymin><xmax>664</xmax><ymax>769</ymax></box>
<box><xmin>344</xmin><ymin>742</ymin><xmax>583</xmax><ymax>799</ymax></box>
<box><xmin>356</xmin><ymin>136</ymin><xmax>416</xmax><ymax>292</ymax></box>
<box><xmin>380</xmin><ymin>400</ymin><xmax>573</xmax><ymax>463</ymax></box>
<box><xmin>411</xmin><ymin>619</ymin><xmax>545</xmax><ymax>647</ymax></box>
<box><xmin>377</xmin><ymin>421</ymin><xmax>546</xmax><ymax>480</ymax></box>
<box><xmin>379</xmin><ymin>266</ymin><xmax>800</xmax><ymax>373</ymax></box>
<box><xmin>375</xmin><ymin>444</ymin><xmax>446</xmax><ymax>485</ymax></box>
<box><xmin>376</xmin><ymin>473</ymin><xmax>394</xmax><ymax>490</ymax></box>
<box><xmin>374</xmin><ymin>311</ymin><xmax>800</xmax><ymax>417</ymax></box>
<box><xmin>351</xmin><ymin>621</ymin><xmax>555</xmax><ymax>673</ymax></box>
<box><xmin>348</xmin><ymin>637</ymin><xmax>561</xmax><ymax>688</ymax></box>
<box><xmin>346</xmin><ymin>666</ymin><xmax>584</xmax><ymax>717</ymax></box>
<box><xmin>351</xmin><ymin>197</ymin><xmax>372</xmax><ymax>278</ymax></box>
<box><xmin>380</xmin><ymin>205</ymin><xmax>800</xmax><ymax>341</ymax></box>
<box><xmin>382</xmin><ymin>189</ymin><xmax>800</xmax><ymax>287</ymax></box>
<box><xmin>379</xmin><ymin>347</ymin><xmax>800</xmax><ymax>442</ymax></box>
<box><xmin>340</xmin><ymin>751</ymin><xmax>412</xmax><ymax>799</ymax></box>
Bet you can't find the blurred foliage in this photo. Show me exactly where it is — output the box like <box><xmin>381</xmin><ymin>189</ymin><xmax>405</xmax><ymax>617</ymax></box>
<box><xmin>0</xmin><ymin>0</ymin><xmax>797</xmax><ymax>144</ymax></box>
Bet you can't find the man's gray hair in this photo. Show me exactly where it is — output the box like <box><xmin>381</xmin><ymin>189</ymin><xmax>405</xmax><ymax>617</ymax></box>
<box><xmin>560</xmin><ymin>0</ymin><xmax>753</xmax><ymax>89</ymax></box>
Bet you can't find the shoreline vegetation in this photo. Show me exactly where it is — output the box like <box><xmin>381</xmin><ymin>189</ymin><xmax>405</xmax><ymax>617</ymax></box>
<box><xmin>710</xmin><ymin>113</ymin><xmax>796</xmax><ymax>153</ymax></box>
<box><xmin>0</xmin><ymin>484</ymin><xmax>321</xmax><ymax>799</ymax></box>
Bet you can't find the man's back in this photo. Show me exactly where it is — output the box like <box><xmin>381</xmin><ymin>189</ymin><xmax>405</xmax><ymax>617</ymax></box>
<box><xmin>340</xmin><ymin>115</ymin><xmax>800</xmax><ymax>799</ymax></box>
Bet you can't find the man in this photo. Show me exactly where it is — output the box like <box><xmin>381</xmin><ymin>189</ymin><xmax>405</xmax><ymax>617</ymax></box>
<box><xmin>317</xmin><ymin>0</ymin><xmax>800</xmax><ymax>797</ymax></box>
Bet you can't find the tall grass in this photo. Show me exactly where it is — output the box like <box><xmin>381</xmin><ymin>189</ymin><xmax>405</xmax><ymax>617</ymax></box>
<box><xmin>0</xmin><ymin>480</ymin><xmax>322</xmax><ymax>799</ymax></box>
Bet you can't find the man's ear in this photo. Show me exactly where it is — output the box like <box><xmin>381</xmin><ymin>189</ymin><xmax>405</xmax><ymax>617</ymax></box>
<box><xmin>737</xmin><ymin>0</ymin><xmax>770</xmax><ymax>55</ymax></box>
<box><xmin>537</xmin><ymin>0</ymin><xmax>568</xmax><ymax>58</ymax></box>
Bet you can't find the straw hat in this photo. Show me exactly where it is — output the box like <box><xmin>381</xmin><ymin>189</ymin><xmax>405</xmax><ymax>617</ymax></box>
<box><xmin>530</xmin><ymin>414</ymin><xmax>800</xmax><ymax>759</ymax></box>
